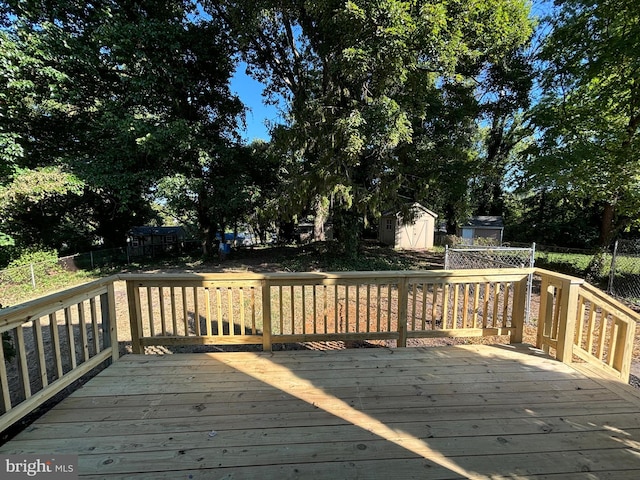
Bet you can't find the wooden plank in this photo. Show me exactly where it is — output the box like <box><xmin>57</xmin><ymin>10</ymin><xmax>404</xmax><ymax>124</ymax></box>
<box><xmin>105</xmin><ymin>282</ymin><xmax>119</xmax><ymax>363</ymax></box>
<box><xmin>140</xmin><ymin>336</ymin><xmax>263</xmax><ymax>347</ymax></box>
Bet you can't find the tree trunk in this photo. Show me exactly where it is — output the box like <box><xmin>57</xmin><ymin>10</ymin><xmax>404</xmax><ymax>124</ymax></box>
<box><xmin>313</xmin><ymin>195</ymin><xmax>329</xmax><ymax>241</ymax></box>
<box><xmin>599</xmin><ymin>202</ymin><xmax>615</xmax><ymax>247</ymax></box>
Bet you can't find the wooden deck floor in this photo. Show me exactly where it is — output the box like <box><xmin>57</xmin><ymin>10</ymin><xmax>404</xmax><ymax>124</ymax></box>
<box><xmin>2</xmin><ymin>344</ymin><xmax>640</xmax><ymax>479</ymax></box>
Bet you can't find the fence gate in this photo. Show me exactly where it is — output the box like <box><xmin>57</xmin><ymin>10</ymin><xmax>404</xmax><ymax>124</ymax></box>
<box><xmin>445</xmin><ymin>244</ymin><xmax>536</xmax><ymax>323</ymax></box>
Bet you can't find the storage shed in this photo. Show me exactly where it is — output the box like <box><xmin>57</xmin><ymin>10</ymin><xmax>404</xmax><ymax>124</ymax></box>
<box><xmin>459</xmin><ymin>216</ymin><xmax>504</xmax><ymax>245</ymax></box>
<box><xmin>127</xmin><ymin>226</ymin><xmax>187</xmax><ymax>257</ymax></box>
<box><xmin>378</xmin><ymin>203</ymin><xmax>438</xmax><ymax>250</ymax></box>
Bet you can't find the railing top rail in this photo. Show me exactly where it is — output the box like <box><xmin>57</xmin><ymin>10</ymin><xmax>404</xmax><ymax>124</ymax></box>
<box><xmin>533</xmin><ymin>268</ymin><xmax>586</xmax><ymax>285</ymax></box>
<box><xmin>119</xmin><ymin>268</ymin><xmax>534</xmax><ymax>283</ymax></box>
<box><xmin>0</xmin><ymin>274</ymin><xmax>120</xmax><ymax>331</ymax></box>
<box><xmin>579</xmin><ymin>281</ymin><xmax>640</xmax><ymax>324</ymax></box>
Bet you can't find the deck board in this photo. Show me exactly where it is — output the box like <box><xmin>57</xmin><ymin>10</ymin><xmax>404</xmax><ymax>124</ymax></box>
<box><xmin>2</xmin><ymin>344</ymin><xmax>640</xmax><ymax>478</ymax></box>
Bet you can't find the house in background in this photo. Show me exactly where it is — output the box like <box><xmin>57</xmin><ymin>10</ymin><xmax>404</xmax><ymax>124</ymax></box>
<box><xmin>378</xmin><ymin>203</ymin><xmax>438</xmax><ymax>250</ymax></box>
<box><xmin>127</xmin><ymin>226</ymin><xmax>187</xmax><ymax>257</ymax></box>
<box><xmin>458</xmin><ymin>216</ymin><xmax>504</xmax><ymax>245</ymax></box>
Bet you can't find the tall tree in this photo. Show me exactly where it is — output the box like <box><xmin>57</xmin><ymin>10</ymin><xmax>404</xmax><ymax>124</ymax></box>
<box><xmin>211</xmin><ymin>0</ymin><xmax>533</xmax><ymax>254</ymax></box>
<box><xmin>1</xmin><ymin>1</ymin><xmax>242</xmax><ymax>250</ymax></box>
<box><xmin>524</xmin><ymin>0</ymin><xmax>640</xmax><ymax>245</ymax></box>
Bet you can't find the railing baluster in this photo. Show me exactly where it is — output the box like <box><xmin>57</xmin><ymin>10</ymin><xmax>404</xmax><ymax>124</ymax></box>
<box><xmin>0</xmin><ymin>339</ymin><xmax>11</xmax><ymax>411</ymax></box>
<box><xmin>313</xmin><ymin>285</ymin><xmax>318</xmax><ymax>334</ymax></box>
<box><xmin>64</xmin><ymin>307</ymin><xmax>77</xmax><ymax>370</ymax></box>
<box><xmin>367</xmin><ymin>284</ymin><xmax>372</xmax><ymax>333</ymax></box>
<box><xmin>596</xmin><ymin>310</ymin><xmax>609</xmax><ymax>360</ymax></box>
<box><xmin>49</xmin><ymin>312</ymin><xmax>63</xmax><ymax>378</ymax></box>
<box><xmin>90</xmin><ymin>298</ymin><xmax>100</xmax><ymax>354</ymax></box>
<box><xmin>77</xmin><ymin>302</ymin><xmax>89</xmax><ymax>362</ymax></box>
<box><xmin>193</xmin><ymin>287</ymin><xmax>201</xmax><ymax>336</ymax></box>
<box><xmin>502</xmin><ymin>283</ymin><xmax>511</xmax><ymax>327</ymax></box>
<box><xmin>324</xmin><ymin>285</ymin><xmax>328</xmax><ymax>334</ymax></box>
<box><xmin>377</xmin><ymin>284</ymin><xmax>382</xmax><ymax>332</ymax></box>
<box><xmin>170</xmin><ymin>287</ymin><xmax>178</xmax><ymax>335</ymax></box>
<box><xmin>240</xmin><ymin>288</ymin><xmax>246</xmax><ymax>335</ymax></box>
<box><xmin>431</xmin><ymin>284</ymin><xmax>438</xmax><ymax>330</ymax></box>
<box><xmin>472</xmin><ymin>283</ymin><xmax>480</xmax><ymax>328</ymax></box>
<box><xmin>32</xmin><ymin>318</ymin><xmax>48</xmax><ymax>388</ymax></box>
<box><xmin>147</xmin><ymin>287</ymin><xmax>155</xmax><ymax>337</ymax></box>
<box><xmin>216</xmin><ymin>287</ymin><xmax>223</xmax><ymax>335</ymax></box>
<box><xmin>462</xmin><ymin>284</ymin><xmax>469</xmax><ymax>328</ymax></box>
<box><xmin>355</xmin><ymin>285</ymin><xmax>360</xmax><ymax>333</ymax></box>
<box><xmin>228</xmin><ymin>288</ymin><xmax>234</xmax><ymax>336</ymax></box>
<box><xmin>205</xmin><ymin>287</ymin><xmax>212</xmax><ymax>336</ymax></box>
<box><xmin>279</xmin><ymin>286</ymin><xmax>284</xmax><ymax>335</ymax></box>
<box><xmin>442</xmin><ymin>284</ymin><xmax>449</xmax><ymax>329</ymax></box>
<box><xmin>182</xmin><ymin>287</ymin><xmax>189</xmax><ymax>336</ymax></box>
<box><xmin>421</xmin><ymin>283</ymin><xmax>427</xmax><ymax>331</ymax></box>
<box><xmin>159</xmin><ymin>287</ymin><xmax>167</xmax><ymax>336</ymax></box>
<box><xmin>452</xmin><ymin>284</ymin><xmax>459</xmax><ymax>329</ymax></box>
<box><xmin>15</xmin><ymin>325</ymin><xmax>31</xmax><ymax>398</ymax></box>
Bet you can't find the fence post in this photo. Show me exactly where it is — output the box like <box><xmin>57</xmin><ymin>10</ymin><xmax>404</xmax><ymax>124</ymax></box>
<box><xmin>608</xmin><ymin>240</ymin><xmax>618</xmax><ymax>294</ymax></box>
<box><xmin>30</xmin><ymin>263</ymin><xmax>36</xmax><ymax>289</ymax></box>
<box><xmin>444</xmin><ymin>245</ymin><xmax>449</xmax><ymax>269</ymax></box>
<box><xmin>90</xmin><ymin>251</ymin><xmax>94</xmax><ymax>269</ymax></box>
<box><xmin>261</xmin><ymin>279</ymin><xmax>272</xmax><ymax>352</ymax></box>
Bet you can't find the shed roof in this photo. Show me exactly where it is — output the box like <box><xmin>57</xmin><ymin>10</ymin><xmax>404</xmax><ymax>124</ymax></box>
<box><xmin>381</xmin><ymin>202</ymin><xmax>438</xmax><ymax>219</ymax></box>
<box><xmin>462</xmin><ymin>216</ymin><xmax>504</xmax><ymax>229</ymax></box>
<box><xmin>129</xmin><ymin>226</ymin><xmax>186</xmax><ymax>236</ymax></box>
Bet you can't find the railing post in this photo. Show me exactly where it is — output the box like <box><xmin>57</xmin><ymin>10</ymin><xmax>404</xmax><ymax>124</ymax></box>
<box><xmin>261</xmin><ymin>279</ymin><xmax>272</xmax><ymax>352</ymax></box>
<box><xmin>397</xmin><ymin>278</ymin><xmax>408</xmax><ymax>347</ymax></box>
<box><xmin>536</xmin><ymin>274</ymin><xmax>554</xmax><ymax>352</ymax></box>
<box><xmin>126</xmin><ymin>280</ymin><xmax>144</xmax><ymax>354</ymax></box>
<box><xmin>555</xmin><ymin>278</ymin><xmax>582</xmax><ymax>364</ymax></box>
<box><xmin>101</xmin><ymin>281</ymin><xmax>120</xmax><ymax>363</ymax></box>
<box><xmin>510</xmin><ymin>276</ymin><xmax>528</xmax><ymax>344</ymax></box>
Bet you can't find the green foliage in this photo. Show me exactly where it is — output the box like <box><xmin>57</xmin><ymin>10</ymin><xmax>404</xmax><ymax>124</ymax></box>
<box><xmin>213</xmin><ymin>0</ymin><xmax>534</xmax><ymax>252</ymax></box>
<box><xmin>523</xmin><ymin>0</ymin><xmax>640</xmax><ymax>244</ymax></box>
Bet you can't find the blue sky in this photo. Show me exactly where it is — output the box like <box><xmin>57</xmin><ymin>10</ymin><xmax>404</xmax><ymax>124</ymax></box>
<box><xmin>230</xmin><ymin>0</ymin><xmax>554</xmax><ymax>144</ymax></box>
<box><xmin>230</xmin><ymin>63</ymin><xmax>282</xmax><ymax>143</ymax></box>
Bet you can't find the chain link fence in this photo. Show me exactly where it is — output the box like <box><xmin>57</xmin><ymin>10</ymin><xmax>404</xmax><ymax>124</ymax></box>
<box><xmin>608</xmin><ymin>239</ymin><xmax>640</xmax><ymax>305</ymax></box>
<box><xmin>444</xmin><ymin>244</ymin><xmax>535</xmax><ymax>322</ymax></box>
<box><xmin>0</xmin><ymin>247</ymin><xmax>127</xmax><ymax>291</ymax></box>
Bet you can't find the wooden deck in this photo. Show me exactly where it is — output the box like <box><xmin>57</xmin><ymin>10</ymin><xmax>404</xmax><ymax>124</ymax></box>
<box><xmin>2</xmin><ymin>344</ymin><xmax>640</xmax><ymax>479</ymax></box>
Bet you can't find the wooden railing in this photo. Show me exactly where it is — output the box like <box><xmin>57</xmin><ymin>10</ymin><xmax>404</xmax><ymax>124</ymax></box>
<box><xmin>536</xmin><ymin>269</ymin><xmax>637</xmax><ymax>381</ymax></box>
<box><xmin>124</xmin><ymin>269</ymin><xmax>531</xmax><ymax>352</ymax></box>
<box><xmin>0</xmin><ymin>276</ymin><xmax>119</xmax><ymax>431</ymax></box>
<box><xmin>1</xmin><ymin>267</ymin><xmax>637</xmax><ymax>433</ymax></box>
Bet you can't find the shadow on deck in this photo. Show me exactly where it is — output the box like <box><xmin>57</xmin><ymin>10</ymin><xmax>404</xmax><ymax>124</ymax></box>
<box><xmin>2</xmin><ymin>344</ymin><xmax>640</xmax><ymax>479</ymax></box>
